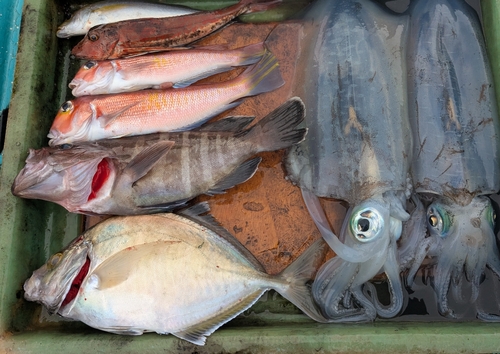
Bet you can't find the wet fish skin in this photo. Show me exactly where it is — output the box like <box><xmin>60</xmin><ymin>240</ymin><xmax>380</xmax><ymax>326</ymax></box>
<box><xmin>69</xmin><ymin>42</ymin><xmax>267</xmax><ymax>96</ymax></box>
<box><xmin>71</xmin><ymin>0</ymin><xmax>281</xmax><ymax>60</ymax></box>
<box><xmin>48</xmin><ymin>51</ymin><xmax>284</xmax><ymax>146</ymax></box>
<box><xmin>23</xmin><ymin>204</ymin><xmax>328</xmax><ymax>345</ymax></box>
<box><xmin>57</xmin><ymin>0</ymin><xmax>198</xmax><ymax>38</ymax></box>
<box><xmin>13</xmin><ymin>98</ymin><xmax>306</xmax><ymax>215</ymax></box>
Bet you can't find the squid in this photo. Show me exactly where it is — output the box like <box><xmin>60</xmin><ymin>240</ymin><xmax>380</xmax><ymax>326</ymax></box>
<box><xmin>400</xmin><ymin>0</ymin><xmax>500</xmax><ymax>320</ymax></box>
<box><xmin>286</xmin><ymin>0</ymin><xmax>412</xmax><ymax>321</ymax></box>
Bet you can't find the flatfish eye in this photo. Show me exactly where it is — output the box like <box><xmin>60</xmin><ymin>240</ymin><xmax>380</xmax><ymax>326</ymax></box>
<box><xmin>426</xmin><ymin>205</ymin><xmax>450</xmax><ymax>237</ymax></box>
<box><xmin>350</xmin><ymin>208</ymin><xmax>384</xmax><ymax>243</ymax></box>
<box><xmin>60</xmin><ymin>101</ymin><xmax>73</xmax><ymax>113</ymax></box>
<box><xmin>83</xmin><ymin>61</ymin><xmax>97</xmax><ymax>70</ymax></box>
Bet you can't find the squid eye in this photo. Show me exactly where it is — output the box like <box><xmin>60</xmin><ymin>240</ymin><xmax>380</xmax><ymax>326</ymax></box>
<box><xmin>350</xmin><ymin>208</ymin><xmax>384</xmax><ymax>243</ymax></box>
<box><xmin>60</xmin><ymin>101</ymin><xmax>73</xmax><ymax>112</ymax></box>
<box><xmin>83</xmin><ymin>61</ymin><xmax>97</xmax><ymax>70</ymax></box>
<box><xmin>426</xmin><ymin>204</ymin><xmax>450</xmax><ymax>237</ymax></box>
<box><xmin>89</xmin><ymin>33</ymin><xmax>99</xmax><ymax>41</ymax></box>
<box><xmin>47</xmin><ymin>253</ymin><xmax>63</xmax><ymax>270</ymax></box>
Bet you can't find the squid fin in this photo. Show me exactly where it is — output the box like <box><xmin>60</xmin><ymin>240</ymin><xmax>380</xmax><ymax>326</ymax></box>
<box><xmin>122</xmin><ymin>141</ymin><xmax>174</xmax><ymax>185</ymax></box>
<box><xmin>196</xmin><ymin>116</ymin><xmax>255</xmax><ymax>132</ymax></box>
<box><xmin>92</xmin><ymin>240</ymin><xmax>181</xmax><ymax>290</ymax></box>
<box><xmin>206</xmin><ymin>157</ymin><xmax>261</xmax><ymax>195</ymax></box>
<box><xmin>99</xmin><ymin>101</ymin><xmax>142</xmax><ymax>128</ymax></box>
<box><xmin>172</xmin><ymin>289</ymin><xmax>264</xmax><ymax>345</ymax></box>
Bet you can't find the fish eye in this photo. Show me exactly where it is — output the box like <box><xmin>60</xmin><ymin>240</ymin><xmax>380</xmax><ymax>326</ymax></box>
<box><xmin>83</xmin><ymin>61</ymin><xmax>97</xmax><ymax>70</ymax></box>
<box><xmin>60</xmin><ymin>101</ymin><xmax>73</xmax><ymax>113</ymax></box>
<box><xmin>47</xmin><ymin>253</ymin><xmax>63</xmax><ymax>269</ymax></box>
<box><xmin>426</xmin><ymin>204</ymin><xmax>450</xmax><ymax>237</ymax></box>
<box><xmin>89</xmin><ymin>33</ymin><xmax>99</xmax><ymax>42</ymax></box>
<box><xmin>350</xmin><ymin>208</ymin><xmax>384</xmax><ymax>243</ymax></box>
<box><xmin>58</xmin><ymin>143</ymin><xmax>73</xmax><ymax>150</ymax></box>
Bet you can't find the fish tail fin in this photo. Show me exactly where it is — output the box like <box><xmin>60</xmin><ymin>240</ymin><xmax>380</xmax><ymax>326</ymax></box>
<box><xmin>238</xmin><ymin>97</ymin><xmax>307</xmax><ymax>152</ymax></box>
<box><xmin>246</xmin><ymin>0</ymin><xmax>282</xmax><ymax>13</ymax></box>
<box><xmin>275</xmin><ymin>238</ymin><xmax>329</xmax><ymax>323</ymax></box>
<box><xmin>237</xmin><ymin>50</ymin><xmax>284</xmax><ymax>98</ymax></box>
<box><xmin>233</xmin><ymin>42</ymin><xmax>267</xmax><ymax>66</ymax></box>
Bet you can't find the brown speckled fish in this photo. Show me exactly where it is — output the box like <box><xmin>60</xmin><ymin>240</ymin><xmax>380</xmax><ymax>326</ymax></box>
<box><xmin>71</xmin><ymin>0</ymin><xmax>281</xmax><ymax>60</ymax></box>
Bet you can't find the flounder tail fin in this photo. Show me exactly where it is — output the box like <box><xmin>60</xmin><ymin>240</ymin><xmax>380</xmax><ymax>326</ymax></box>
<box><xmin>275</xmin><ymin>238</ymin><xmax>330</xmax><ymax>323</ymax></box>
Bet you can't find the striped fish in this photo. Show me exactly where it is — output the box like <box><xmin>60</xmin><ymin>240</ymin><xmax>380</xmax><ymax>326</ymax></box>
<box><xmin>12</xmin><ymin>98</ymin><xmax>306</xmax><ymax>215</ymax></box>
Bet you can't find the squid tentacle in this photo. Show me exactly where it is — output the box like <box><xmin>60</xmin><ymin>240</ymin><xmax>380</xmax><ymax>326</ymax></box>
<box><xmin>398</xmin><ymin>195</ymin><xmax>427</xmax><ymax>271</ymax></box>
<box><xmin>302</xmin><ymin>188</ymin><xmax>375</xmax><ymax>263</ymax></box>
<box><xmin>364</xmin><ymin>241</ymin><xmax>403</xmax><ymax>318</ymax></box>
<box><xmin>406</xmin><ymin>237</ymin><xmax>435</xmax><ymax>286</ymax></box>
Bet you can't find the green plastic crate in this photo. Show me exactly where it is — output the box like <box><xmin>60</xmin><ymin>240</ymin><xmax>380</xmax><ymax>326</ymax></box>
<box><xmin>1</xmin><ymin>0</ymin><xmax>500</xmax><ymax>352</ymax></box>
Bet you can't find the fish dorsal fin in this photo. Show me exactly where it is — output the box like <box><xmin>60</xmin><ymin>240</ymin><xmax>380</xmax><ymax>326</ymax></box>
<box><xmin>122</xmin><ymin>141</ymin><xmax>174</xmax><ymax>185</ymax></box>
<box><xmin>196</xmin><ymin>116</ymin><xmax>255</xmax><ymax>132</ymax></box>
<box><xmin>207</xmin><ymin>157</ymin><xmax>261</xmax><ymax>195</ymax></box>
<box><xmin>180</xmin><ymin>203</ymin><xmax>266</xmax><ymax>273</ymax></box>
<box><xmin>92</xmin><ymin>240</ymin><xmax>180</xmax><ymax>290</ymax></box>
<box><xmin>98</xmin><ymin>100</ymin><xmax>142</xmax><ymax>128</ymax></box>
<box><xmin>172</xmin><ymin>289</ymin><xmax>264</xmax><ymax>346</ymax></box>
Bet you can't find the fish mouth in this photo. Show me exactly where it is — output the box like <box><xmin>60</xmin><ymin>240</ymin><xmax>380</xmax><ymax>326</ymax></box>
<box><xmin>59</xmin><ymin>257</ymin><xmax>91</xmax><ymax>311</ymax></box>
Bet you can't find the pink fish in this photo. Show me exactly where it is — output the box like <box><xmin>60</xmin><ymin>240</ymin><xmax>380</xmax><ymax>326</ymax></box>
<box><xmin>69</xmin><ymin>42</ymin><xmax>266</xmax><ymax>96</ymax></box>
<box><xmin>48</xmin><ymin>51</ymin><xmax>283</xmax><ymax>146</ymax></box>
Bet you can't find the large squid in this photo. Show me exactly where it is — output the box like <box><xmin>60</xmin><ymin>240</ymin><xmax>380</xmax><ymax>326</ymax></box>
<box><xmin>286</xmin><ymin>0</ymin><xmax>412</xmax><ymax>321</ymax></box>
<box><xmin>399</xmin><ymin>0</ymin><xmax>500</xmax><ymax>320</ymax></box>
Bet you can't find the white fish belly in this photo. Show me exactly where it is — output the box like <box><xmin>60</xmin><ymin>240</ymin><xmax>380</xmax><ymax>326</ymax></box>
<box><xmin>65</xmin><ymin>239</ymin><xmax>269</xmax><ymax>334</ymax></box>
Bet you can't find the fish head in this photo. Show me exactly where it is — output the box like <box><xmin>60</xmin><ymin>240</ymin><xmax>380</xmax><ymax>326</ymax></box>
<box><xmin>12</xmin><ymin>145</ymin><xmax>115</xmax><ymax>213</ymax></box>
<box><xmin>24</xmin><ymin>236</ymin><xmax>91</xmax><ymax>313</ymax></box>
<box><xmin>69</xmin><ymin>60</ymin><xmax>116</xmax><ymax>96</ymax></box>
<box><xmin>48</xmin><ymin>98</ymin><xmax>95</xmax><ymax>146</ymax></box>
<box><xmin>56</xmin><ymin>8</ymin><xmax>91</xmax><ymax>38</ymax></box>
<box><xmin>71</xmin><ymin>24</ymin><xmax>120</xmax><ymax>60</ymax></box>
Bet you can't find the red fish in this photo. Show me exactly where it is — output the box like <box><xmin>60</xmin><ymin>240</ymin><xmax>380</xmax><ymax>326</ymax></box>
<box><xmin>71</xmin><ymin>0</ymin><xmax>281</xmax><ymax>60</ymax></box>
<box><xmin>48</xmin><ymin>51</ymin><xmax>283</xmax><ymax>146</ymax></box>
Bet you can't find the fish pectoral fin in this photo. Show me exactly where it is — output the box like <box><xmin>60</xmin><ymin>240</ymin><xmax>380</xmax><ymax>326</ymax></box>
<box><xmin>138</xmin><ymin>198</ymin><xmax>192</xmax><ymax>212</ymax></box>
<box><xmin>99</xmin><ymin>101</ymin><xmax>142</xmax><ymax>128</ymax></box>
<box><xmin>195</xmin><ymin>116</ymin><xmax>255</xmax><ymax>133</ymax></box>
<box><xmin>122</xmin><ymin>141</ymin><xmax>174</xmax><ymax>185</ymax></box>
<box><xmin>172</xmin><ymin>289</ymin><xmax>265</xmax><ymax>346</ymax></box>
<box><xmin>206</xmin><ymin>157</ymin><xmax>261</xmax><ymax>195</ymax></box>
<box><xmin>173</xmin><ymin>66</ymin><xmax>235</xmax><ymax>89</ymax></box>
<box><xmin>93</xmin><ymin>240</ymin><xmax>179</xmax><ymax>290</ymax></box>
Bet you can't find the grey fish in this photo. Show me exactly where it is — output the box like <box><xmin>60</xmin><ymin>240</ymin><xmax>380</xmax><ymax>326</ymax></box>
<box><xmin>12</xmin><ymin>98</ymin><xmax>306</xmax><ymax>215</ymax></box>
<box><xmin>23</xmin><ymin>203</ymin><xmax>328</xmax><ymax>345</ymax></box>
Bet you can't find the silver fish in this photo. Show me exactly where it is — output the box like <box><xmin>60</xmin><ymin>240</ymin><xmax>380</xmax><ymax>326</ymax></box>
<box><xmin>285</xmin><ymin>0</ymin><xmax>411</xmax><ymax>321</ymax></box>
<box><xmin>23</xmin><ymin>203</ymin><xmax>328</xmax><ymax>345</ymax></box>
<box><xmin>57</xmin><ymin>0</ymin><xmax>197</xmax><ymax>38</ymax></box>
<box><xmin>12</xmin><ymin>98</ymin><xmax>307</xmax><ymax>215</ymax></box>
